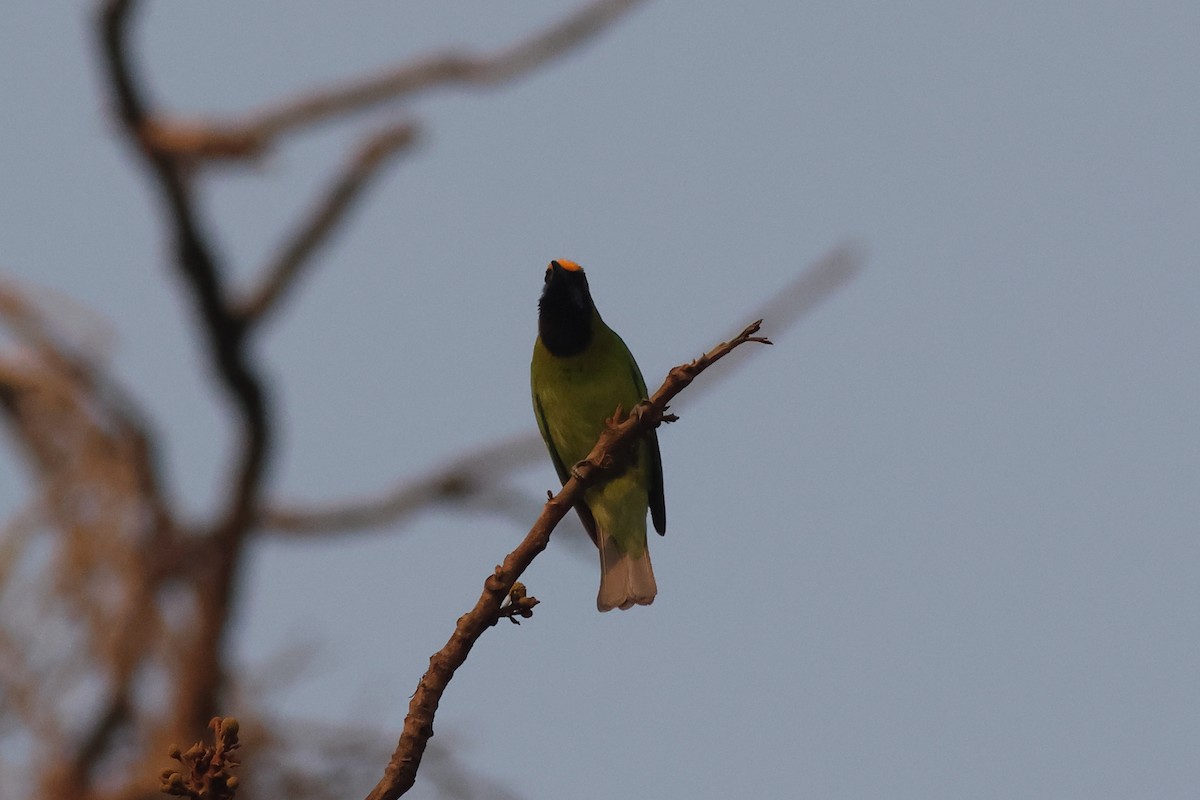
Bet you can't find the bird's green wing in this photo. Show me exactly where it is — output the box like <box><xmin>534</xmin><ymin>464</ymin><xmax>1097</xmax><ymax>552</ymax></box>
<box><xmin>533</xmin><ymin>389</ymin><xmax>600</xmax><ymax>544</ymax></box>
<box><xmin>627</xmin><ymin>358</ymin><xmax>667</xmax><ymax>536</ymax></box>
<box><xmin>533</xmin><ymin>390</ymin><xmax>570</xmax><ymax>485</ymax></box>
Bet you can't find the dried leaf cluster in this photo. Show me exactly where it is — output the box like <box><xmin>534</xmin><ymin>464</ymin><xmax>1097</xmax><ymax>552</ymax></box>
<box><xmin>160</xmin><ymin>717</ymin><xmax>241</xmax><ymax>800</ymax></box>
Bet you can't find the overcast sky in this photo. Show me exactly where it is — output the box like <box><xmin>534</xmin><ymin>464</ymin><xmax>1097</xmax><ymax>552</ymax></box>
<box><xmin>3</xmin><ymin>2</ymin><xmax>1198</xmax><ymax>798</ymax></box>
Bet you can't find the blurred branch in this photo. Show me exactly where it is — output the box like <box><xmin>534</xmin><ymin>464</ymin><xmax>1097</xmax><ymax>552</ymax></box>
<box><xmin>364</xmin><ymin>321</ymin><xmax>771</xmax><ymax>800</ymax></box>
<box><xmin>147</xmin><ymin>0</ymin><xmax>647</xmax><ymax>161</ymax></box>
<box><xmin>259</xmin><ymin>434</ymin><xmax>545</xmax><ymax>536</ymax></box>
<box><xmin>738</xmin><ymin>243</ymin><xmax>862</xmax><ymax>339</ymax></box>
<box><xmin>680</xmin><ymin>242</ymin><xmax>862</xmax><ymax>406</ymax></box>
<box><xmin>100</xmin><ymin>0</ymin><xmax>270</xmax><ymax>542</ymax></box>
<box><xmin>238</xmin><ymin>121</ymin><xmax>419</xmax><ymax>325</ymax></box>
<box><xmin>98</xmin><ymin>0</ymin><xmax>271</xmax><ymax>740</ymax></box>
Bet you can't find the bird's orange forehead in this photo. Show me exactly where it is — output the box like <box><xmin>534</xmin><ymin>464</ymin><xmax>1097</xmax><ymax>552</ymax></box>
<box><xmin>550</xmin><ymin>259</ymin><xmax>583</xmax><ymax>272</ymax></box>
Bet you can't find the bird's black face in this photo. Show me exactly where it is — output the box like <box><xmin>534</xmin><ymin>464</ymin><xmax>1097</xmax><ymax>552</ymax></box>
<box><xmin>538</xmin><ymin>259</ymin><xmax>595</xmax><ymax>357</ymax></box>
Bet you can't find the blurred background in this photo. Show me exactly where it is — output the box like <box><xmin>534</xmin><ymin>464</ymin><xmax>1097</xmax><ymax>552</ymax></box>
<box><xmin>2</xmin><ymin>2</ymin><xmax>1198</xmax><ymax>798</ymax></box>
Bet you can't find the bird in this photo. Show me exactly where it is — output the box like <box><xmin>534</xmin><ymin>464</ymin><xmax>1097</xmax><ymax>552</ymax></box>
<box><xmin>530</xmin><ymin>259</ymin><xmax>666</xmax><ymax>611</ymax></box>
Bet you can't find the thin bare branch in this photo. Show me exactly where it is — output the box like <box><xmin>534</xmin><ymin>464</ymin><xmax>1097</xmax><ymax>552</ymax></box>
<box><xmin>147</xmin><ymin>0</ymin><xmax>647</xmax><ymax>159</ymax></box>
<box><xmin>364</xmin><ymin>321</ymin><xmax>771</xmax><ymax>800</ymax></box>
<box><xmin>238</xmin><ymin>121</ymin><xmax>419</xmax><ymax>325</ymax></box>
<box><xmin>732</xmin><ymin>243</ymin><xmax>862</xmax><ymax>341</ymax></box>
<box><xmin>259</xmin><ymin>434</ymin><xmax>545</xmax><ymax>536</ymax></box>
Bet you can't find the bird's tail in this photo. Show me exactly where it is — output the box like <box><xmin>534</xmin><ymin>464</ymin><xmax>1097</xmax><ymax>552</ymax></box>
<box><xmin>596</xmin><ymin>528</ymin><xmax>657</xmax><ymax>612</ymax></box>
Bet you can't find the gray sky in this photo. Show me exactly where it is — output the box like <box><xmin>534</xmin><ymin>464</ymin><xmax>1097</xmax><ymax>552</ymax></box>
<box><xmin>3</xmin><ymin>2</ymin><xmax>1198</xmax><ymax>798</ymax></box>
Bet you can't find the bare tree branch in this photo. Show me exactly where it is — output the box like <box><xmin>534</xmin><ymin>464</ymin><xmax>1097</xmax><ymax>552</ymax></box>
<box><xmin>143</xmin><ymin>0</ymin><xmax>647</xmax><ymax>160</ymax></box>
<box><xmin>100</xmin><ymin>0</ymin><xmax>270</xmax><ymax>536</ymax></box>
<box><xmin>98</xmin><ymin>0</ymin><xmax>271</xmax><ymax>739</ymax></box>
<box><xmin>258</xmin><ymin>434</ymin><xmax>546</xmax><ymax>536</ymax></box>
<box><xmin>238</xmin><ymin>121</ymin><xmax>419</xmax><ymax>325</ymax></box>
<box><xmin>364</xmin><ymin>321</ymin><xmax>771</xmax><ymax>800</ymax></box>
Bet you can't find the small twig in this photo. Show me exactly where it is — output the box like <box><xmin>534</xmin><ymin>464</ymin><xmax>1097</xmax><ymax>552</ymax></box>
<box><xmin>238</xmin><ymin>121</ymin><xmax>418</xmax><ymax>324</ymax></box>
<box><xmin>363</xmin><ymin>321</ymin><xmax>770</xmax><ymax>800</ymax></box>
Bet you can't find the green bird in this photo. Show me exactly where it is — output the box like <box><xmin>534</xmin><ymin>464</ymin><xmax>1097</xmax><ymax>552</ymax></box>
<box><xmin>531</xmin><ymin>259</ymin><xmax>666</xmax><ymax>611</ymax></box>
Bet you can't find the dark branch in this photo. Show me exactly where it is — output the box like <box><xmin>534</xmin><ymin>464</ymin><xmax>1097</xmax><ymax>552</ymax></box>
<box><xmin>97</xmin><ymin>0</ymin><xmax>272</xmax><ymax>736</ymax></box>
<box><xmin>363</xmin><ymin>321</ymin><xmax>771</xmax><ymax>800</ymax></box>
<box><xmin>98</xmin><ymin>0</ymin><xmax>270</xmax><ymax>535</ymax></box>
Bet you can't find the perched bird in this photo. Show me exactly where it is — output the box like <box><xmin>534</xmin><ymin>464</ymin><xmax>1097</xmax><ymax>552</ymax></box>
<box><xmin>531</xmin><ymin>259</ymin><xmax>666</xmax><ymax>611</ymax></box>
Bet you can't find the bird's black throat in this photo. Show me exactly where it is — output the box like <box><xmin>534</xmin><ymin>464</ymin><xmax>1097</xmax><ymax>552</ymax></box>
<box><xmin>538</xmin><ymin>267</ymin><xmax>594</xmax><ymax>357</ymax></box>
